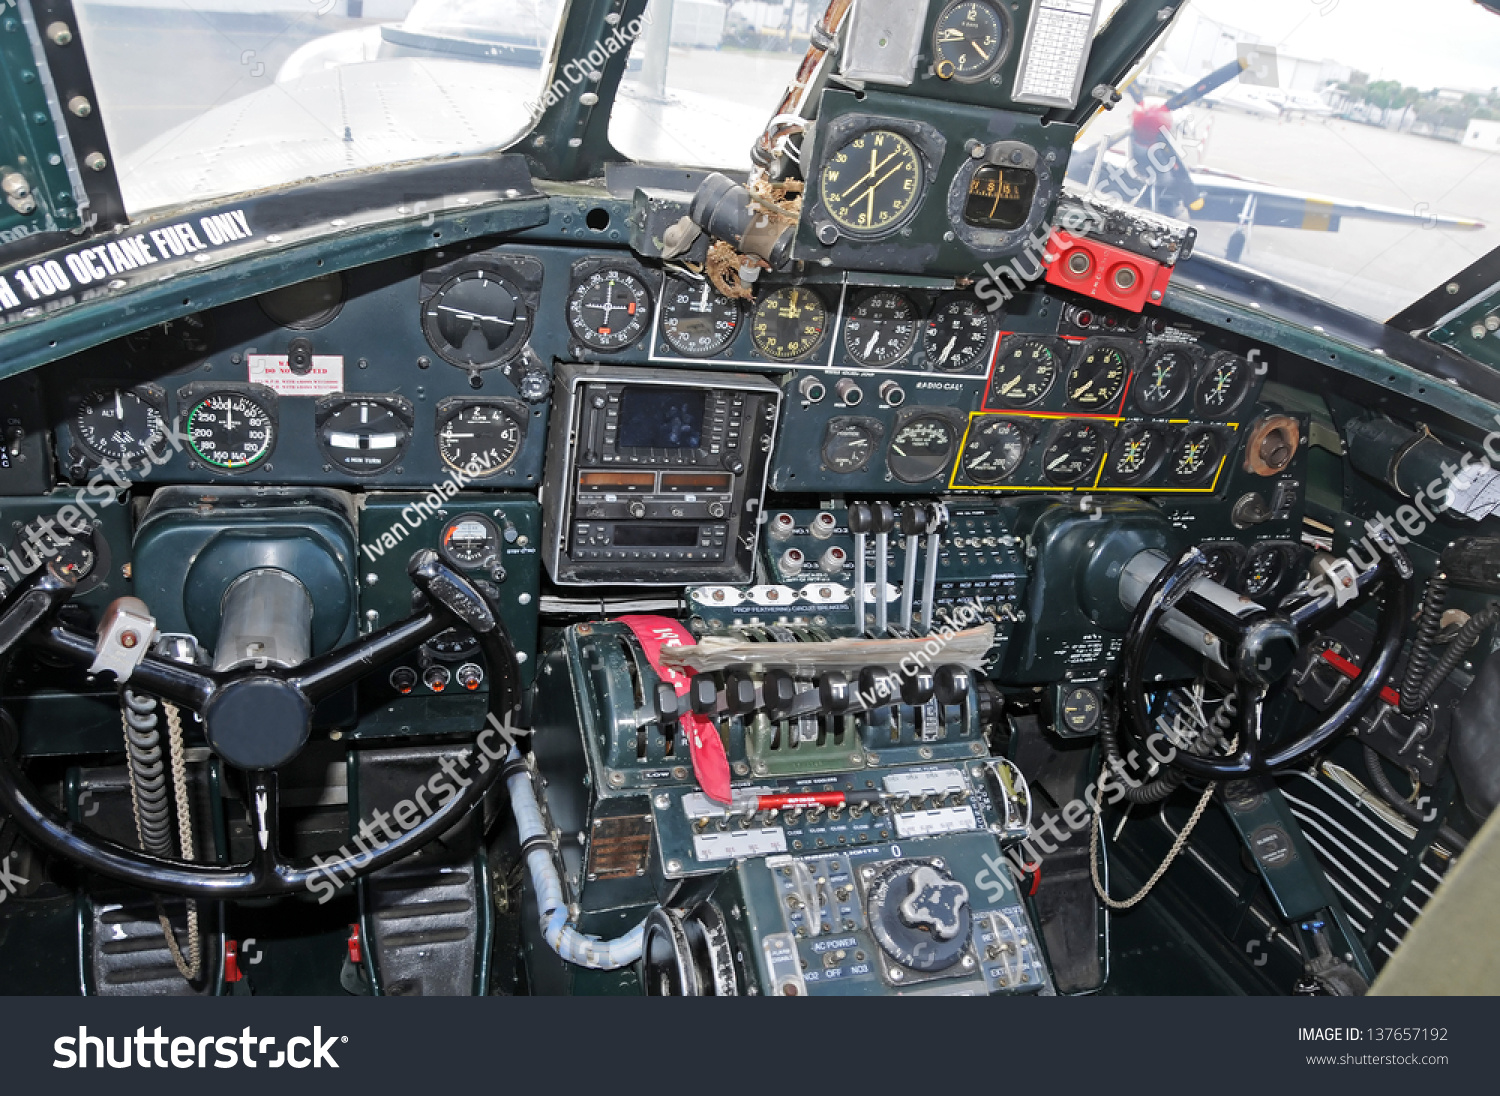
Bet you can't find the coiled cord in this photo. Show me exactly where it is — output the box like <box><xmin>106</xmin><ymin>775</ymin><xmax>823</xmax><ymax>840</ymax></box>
<box><xmin>1405</xmin><ymin>602</ymin><xmax>1500</xmax><ymax>713</ymax></box>
<box><xmin>122</xmin><ymin>689</ymin><xmax>173</xmax><ymax>857</ymax></box>
<box><xmin>1401</xmin><ymin>573</ymin><xmax>1448</xmax><ymax>715</ymax></box>
<box><xmin>1099</xmin><ymin>699</ymin><xmax>1184</xmax><ymax>805</ymax></box>
<box><xmin>1360</xmin><ymin>744</ymin><xmax>1469</xmax><ymax>853</ymax></box>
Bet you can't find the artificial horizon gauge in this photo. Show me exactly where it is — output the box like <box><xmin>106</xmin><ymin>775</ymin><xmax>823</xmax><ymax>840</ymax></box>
<box><xmin>1066</xmin><ymin>344</ymin><xmax>1130</xmax><ymax>410</ymax></box>
<box><xmin>184</xmin><ymin>389</ymin><xmax>276</xmax><ymax>471</ymax></box>
<box><xmin>887</xmin><ymin>413</ymin><xmax>959</xmax><ymax>483</ymax></box>
<box><xmin>421</xmin><ymin>268</ymin><xmax>531</xmax><ymax>369</ymax></box>
<box><xmin>566</xmin><ymin>267</ymin><xmax>653</xmax><ymax>351</ymax></box>
<box><xmin>659</xmin><ymin>276</ymin><xmax>741</xmax><ymax>357</ymax></box>
<box><xmin>1193</xmin><ymin>353</ymin><xmax>1255</xmax><ymax>420</ymax></box>
<box><xmin>72</xmin><ymin>386</ymin><xmax>167</xmax><ymax>463</ymax></box>
<box><xmin>435</xmin><ymin>398</ymin><xmax>527</xmax><ymax>477</ymax></box>
<box><xmin>316</xmin><ymin>395</ymin><xmax>413</xmax><ymax>475</ymax></box>
<box><xmin>991</xmin><ymin>339</ymin><xmax>1059</xmax><ymax>407</ymax></box>
<box><xmin>1108</xmin><ymin>424</ymin><xmax>1168</xmax><ymax>486</ymax></box>
<box><xmin>1042</xmin><ymin>421</ymin><xmax>1106</xmax><ymax>485</ymax></box>
<box><xmin>818</xmin><ymin>128</ymin><xmax>926</xmax><ymax>237</ymax></box>
<box><xmin>1170</xmin><ymin>428</ymin><xmax>1224</xmax><ymax>486</ymax></box>
<box><xmin>751</xmin><ymin>286</ymin><xmax>829</xmax><ymax>361</ymax></box>
<box><xmin>960</xmin><ymin>417</ymin><xmax>1029</xmax><ymax>484</ymax></box>
<box><xmin>932</xmin><ymin>0</ymin><xmax>1010</xmax><ymax>82</ymax></box>
<box><xmin>843</xmin><ymin>289</ymin><xmax>921</xmax><ymax>367</ymax></box>
<box><xmin>1134</xmin><ymin>347</ymin><xmax>1196</xmax><ymax>416</ymax></box>
<box><xmin>924</xmin><ymin>293</ymin><xmax>994</xmax><ymax>372</ymax></box>
<box><xmin>439</xmin><ymin>513</ymin><xmax>503</xmax><ymax>572</ymax></box>
<box><xmin>821</xmin><ymin>418</ymin><xmax>882</xmax><ymax>474</ymax></box>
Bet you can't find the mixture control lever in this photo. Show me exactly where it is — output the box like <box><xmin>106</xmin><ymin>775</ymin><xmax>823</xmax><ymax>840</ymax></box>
<box><xmin>918</xmin><ymin>502</ymin><xmax>950</xmax><ymax>635</ymax></box>
<box><xmin>899</xmin><ymin>503</ymin><xmax>929</xmax><ymax>633</ymax></box>
<box><xmin>871</xmin><ymin>503</ymin><xmax>896</xmax><ymax>636</ymax></box>
<box><xmin>847</xmin><ymin>503</ymin><xmax>874</xmax><ymax>636</ymax></box>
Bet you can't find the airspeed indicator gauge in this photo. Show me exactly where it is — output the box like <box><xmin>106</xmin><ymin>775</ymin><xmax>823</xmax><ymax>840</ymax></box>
<box><xmin>184</xmin><ymin>389</ymin><xmax>276</xmax><ymax>472</ymax></box>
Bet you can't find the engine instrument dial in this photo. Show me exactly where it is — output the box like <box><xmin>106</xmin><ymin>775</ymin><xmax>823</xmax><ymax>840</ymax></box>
<box><xmin>1042</xmin><ymin>421</ymin><xmax>1106</xmax><ymax>485</ymax></box>
<box><xmin>844</xmin><ymin>290</ymin><xmax>920</xmax><ymax>367</ymax></box>
<box><xmin>1193</xmin><ymin>353</ymin><xmax>1254</xmax><ymax>420</ymax></box>
<box><xmin>960</xmin><ymin>417</ymin><xmax>1029</xmax><ymax>484</ymax></box>
<box><xmin>1108</xmin><ymin>424</ymin><xmax>1168</xmax><ymax>486</ymax></box>
<box><xmin>660</xmin><ymin>276</ymin><xmax>741</xmax><ymax>357</ymax></box>
<box><xmin>1066</xmin><ymin>344</ymin><xmax>1130</xmax><ymax>409</ymax></box>
<box><xmin>72</xmin><ymin>387</ymin><xmax>167</xmax><ymax>463</ymax></box>
<box><xmin>1240</xmin><ymin>544</ymin><xmax>1290</xmax><ymax>601</ymax></box>
<box><xmin>887</xmin><ymin>414</ymin><xmax>959</xmax><ymax>483</ymax></box>
<box><xmin>317</xmin><ymin>396</ymin><xmax>413</xmax><ymax>475</ymax></box>
<box><xmin>821</xmin><ymin>418</ymin><xmax>882</xmax><ymax>474</ymax></box>
<box><xmin>435</xmin><ymin>399</ymin><xmax>527</xmax><ymax>477</ymax></box>
<box><xmin>991</xmin><ymin>339</ymin><xmax>1059</xmax><ymax>407</ymax></box>
<box><xmin>751</xmin><ymin>286</ymin><xmax>829</xmax><ymax>361</ymax></box>
<box><xmin>819</xmin><ymin>129</ymin><xmax>925</xmax><ymax>237</ymax></box>
<box><xmin>185</xmin><ymin>390</ymin><xmax>276</xmax><ymax>472</ymax></box>
<box><xmin>566</xmin><ymin>267</ymin><xmax>653</xmax><ymax>351</ymax></box>
<box><xmin>1134</xmin><ymin>347</ymin><xmax>1195</xmax><ymax>416</ymax></box>
<box><xmin>1170</xmin><ymin>428</ymin><xmax>1224</xmax><ymax>486</ymax></box>
<box><xmin>422</xmin><ymin>269</ymin><xmax>530</xmax><ymax>369</ymax></box>
<box><xmin>924</xmin><ymin>293</ymin><xmax>994</xmax><ymax>372</ymax></box>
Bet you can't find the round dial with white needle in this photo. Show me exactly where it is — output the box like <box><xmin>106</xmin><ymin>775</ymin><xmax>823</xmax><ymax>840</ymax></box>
<box><xmin>821</xmin><ymin>419</ymin><xmax>881</xmax><ymax>474</ymax></box>
<box><xmin>1134</xmin><ymin>348</ymin><xmax>1195</xmax><ymax>416</ymax></box>
<box><xmin>1042</xmin><ymin>421</ymin><xmax>1106</xmax><ymax>486</ymax></box>
<box><xmin>751</xmin><ymin>286</ymin><xmax>829</xmax><ymax>361</ymax></box>
<box><xmin>960</xmin><ymin>418</ymin><xmax>1029</xmax><ymax>484</ymax></box>
<box><xmin>421</xmin><ymin>269</ymin><xmax>530</xmax><ymax>369</ymax></box>
<box><xmin>887</xmin><ymin>414</ymin><xmax>959</xmax><ymax>483</ymax></box>
<box><xmin>660</xmin><ymin>276</ymin><xmax>741</xmax><ymax>357</ymax></box>
<box><xmin>991</xmin><ymin>339</ymin><xmax>1059</xmax><ymax>407</ymax></box>
<box><xmin>435</xmin><ymin>399</ymin><xmax>527</xmax><ymax>477</ymax></box>
<box><xmin>185</xmin><ymin>391</ymin><xmax>275</xmax><ymax>471</ymax></box>
<box><xmin>933</xmin><ymin>0</ymin><xmax>1009</xmax><ymax>82</ymax></box>
<box><xmin>818</xmin><ymin>129</ymin><xmax>925</xmax><ymax>237</ymax></box>
<box><xmin>1066</xmin><ymin>345</ymin><xmax>1130</xmax><ymax>410</ymax></box>
<box><xmin>844</xmin><ymin>290</ymin><xmax>920</xmax><ymax>367</ymax></box>
<box><xmin>73</xmin><ymin>387</ymin><xmax>166</xmax><ymax>463</ymax></box>
<box><xmin>923</xmin><ymin>293</ymin><xmax>994</xmax><ymax>372</ymax></box>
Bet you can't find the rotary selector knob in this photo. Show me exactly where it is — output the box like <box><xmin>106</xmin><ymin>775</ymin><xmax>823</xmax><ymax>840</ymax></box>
<box><xmin>866</xmin><ymin>860</ymin><xmax>972</xmax><ymax>974</ymax></box>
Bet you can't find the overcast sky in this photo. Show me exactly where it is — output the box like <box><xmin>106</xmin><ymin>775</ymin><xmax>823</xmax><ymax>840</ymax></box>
<box><xmin>1186</xmin><ymin>0</ymin><xmax>1500</xmax><ymax>91</ymax></box>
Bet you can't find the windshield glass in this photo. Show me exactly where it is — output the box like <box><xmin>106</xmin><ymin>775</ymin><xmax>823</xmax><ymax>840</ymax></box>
<box><xmin>75</xmin><ymin>0</ymin><xmax>564</xmax><ymax>215</ymax></box>
<box><xmin>1075</xmin><ymin>0</ymin><xmax>1500</xmax><ymax>321</ymax></box>
<box><xmin>610</xmin><ymin>0</ymin><xmax>809</xmax><ymax>170</ymax></box>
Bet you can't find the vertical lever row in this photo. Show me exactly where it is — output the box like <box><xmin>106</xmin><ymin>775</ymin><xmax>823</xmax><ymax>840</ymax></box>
<box><xmin>871</xmin><ymin>503</ymin><xmax>896</xmax><ymax>636</ymax></box>
<box><xmin>847</xmin><ymin>503</ymin><xmax>873</xmax><ymax>636</ymax></box>
<box><xmin>899</xmin><ymin>503</ymin><xmax>927</xmax><ymax>634</ymax></box>
<box><xmin>918</xmin><ymin>502</ymin><xmax>949</xmax><ymax>635</ymax></box>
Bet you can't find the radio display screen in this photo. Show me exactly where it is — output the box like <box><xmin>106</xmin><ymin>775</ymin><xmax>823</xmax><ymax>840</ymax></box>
<box><xmin>613</xmin><ymin>524</ymin><xmax>699</xmax><ymax>547</ymax></box>
<box><xmin>618</xmin><ymin>387</ymin><xmax>706</xmax><ymax>450</ymax></box>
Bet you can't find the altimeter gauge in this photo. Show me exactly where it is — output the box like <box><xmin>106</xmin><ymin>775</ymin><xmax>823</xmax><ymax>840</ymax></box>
<box><xmin>72</xmin><ymin>386</ymin><xmax>167</xmax><ymax>463</ymax></box>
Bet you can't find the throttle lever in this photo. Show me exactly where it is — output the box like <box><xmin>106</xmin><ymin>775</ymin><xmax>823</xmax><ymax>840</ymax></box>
<box><xmin>408</xmin><ymin>549</ymin><xmax>498</xmax><ymax>633</ymax></box>
<box><xmin>0</xmin><ymin>563</ymin><xmax>77</xmax><ymax>657</ymax></box>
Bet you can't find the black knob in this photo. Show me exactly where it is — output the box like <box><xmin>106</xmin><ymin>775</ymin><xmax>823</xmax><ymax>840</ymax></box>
<box><xmin>654</xmin><ymin>681</ymin><xmax>681</xmax><ymax>724</ymax></box>
<box><xmin>901</xmin><ymin>669</ymin><xmax>935</xmax><ymax>706</ymax></box>
<box><xmin>900</xmin><ymin>502</ymin><xmax>929</xmax><ymax>537</ymax></box>
<box><xmin>934</xmin><ymin>664</ymin><xmax>971</xmax><ymax>707</ymax></box>
<box><xmin>871</xmin><ymin>502</ymin><xmax>897</xmax><ymax>535</ymax></box>
<box><xmin>725</xmin><ymin>672</ymin><xmax>758</xmax><ymax>714</ymax></box>
<box><xmin>763</xmin><ymin>669</ymin><xmax>798</xmax><ymax>712</ymax></box>
<box><xmin>819</xmin><ymin>671</ymin><xmax>851</xmax><ymax>713</ymax></box>
<box><xmin>847</xmin><ymin>503</ymin><xmax>874</xmax><ymax>534</ymax></box>
<box><xmin>723</xmin><ymin>455</ymin><xmax>745</xmax><ymax>475</ymax></box>
<box><xmin>859</xmin><ymin>666</ymin><xmax>897</xmax><ymax>706</ymax></box>
<box><xmin>689</xmin><ymin>676</ymin><xmax>719</xmax><ymax>716</ymax></box>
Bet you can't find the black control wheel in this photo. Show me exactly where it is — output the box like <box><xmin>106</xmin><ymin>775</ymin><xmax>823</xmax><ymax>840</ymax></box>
<box><xmin>0</xmin><ymin>550</ymin><xmax>523</xmax><ymax>898</ymax></box>
<box><xmin>1118</xmin><ymin>543</ymin><xmax>1409</xmax><ymax>778</ymax></box>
